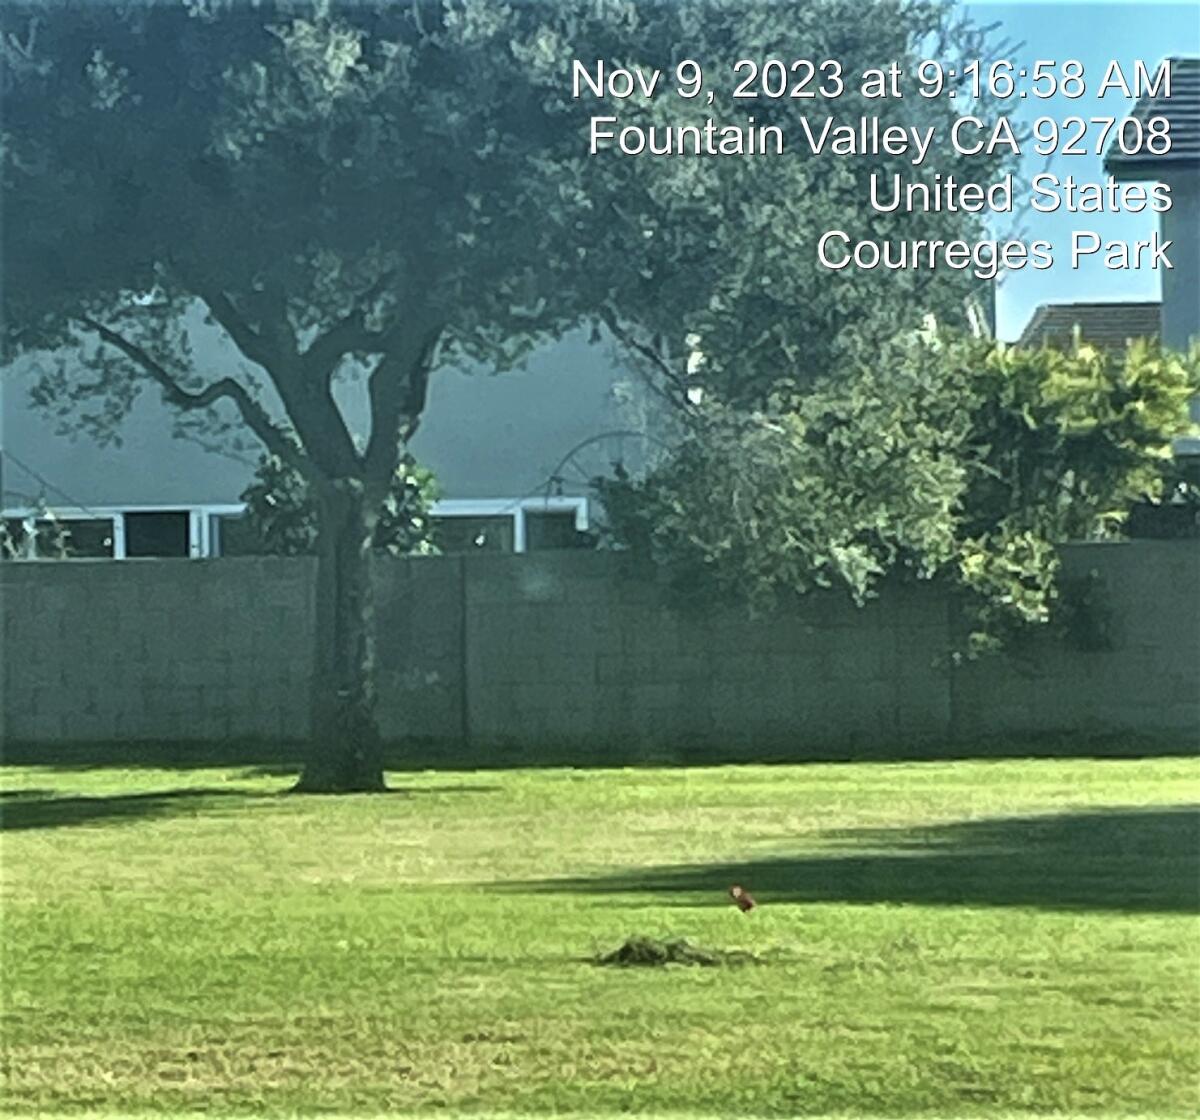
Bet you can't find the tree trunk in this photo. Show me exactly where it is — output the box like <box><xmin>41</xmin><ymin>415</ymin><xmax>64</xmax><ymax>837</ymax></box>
<box><xmin>294</xmin><ymin>479</ymin><xmax>386</xmax><ymax>793</ymax></box>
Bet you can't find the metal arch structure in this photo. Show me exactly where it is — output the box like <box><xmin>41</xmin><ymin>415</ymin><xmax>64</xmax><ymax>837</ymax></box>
<box><xmin>545</xmin><ymin>428</ymin><xmax>671</xmax><ymax>496</ymax></box>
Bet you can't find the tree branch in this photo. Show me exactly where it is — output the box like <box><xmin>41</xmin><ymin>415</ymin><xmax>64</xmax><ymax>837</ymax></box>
<box><xmin>185</xmin><ymin>280</ymin><xmax>360</xmax><ymax>479</ymax></box>
<box><xmin>599</xmin><ymin>309</ymin><xmax>701</xmax><ymax>420</ymax></box>
<box><xmin>78</xmin><ymin>316</ymin><xmax>309</xmax><ymax>476</ymax></box>
<box><xmin>300</xmin><ymin>270</ymin><xmax>398</xmax><ymax>380</ymax></box>
<box><xmin>194</xmin><ymin>285</ymin><xmax>290</xmax><ymax>372</ymax></box>
<box><xmin>363</xmin><ymin>322</ymin><xmax>443</xmax><ymax>485</ymax></box>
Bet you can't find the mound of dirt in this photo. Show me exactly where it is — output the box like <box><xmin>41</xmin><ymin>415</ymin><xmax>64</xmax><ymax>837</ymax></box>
<box><xmin>594</xmin><ymin>936</ymin><xmax>753</xmax><ymax>968</ymax></box>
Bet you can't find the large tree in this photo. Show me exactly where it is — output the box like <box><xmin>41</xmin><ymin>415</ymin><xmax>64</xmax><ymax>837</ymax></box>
<box><xmin>2</xmin><ymin>0</ymin><xmax>1011</xmax><ymax>790</ymax></box>
<box><xmin>4</xmin><ymin>0</ymin><xmax>633</xmax><ymax>791</ymax></box>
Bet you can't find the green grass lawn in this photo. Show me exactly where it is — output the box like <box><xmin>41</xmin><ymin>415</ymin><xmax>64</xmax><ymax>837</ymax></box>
<box><xmin>0</xmin><ymin>754</ymin><xmax>1196</xmax><ymax>1118</ymax></box>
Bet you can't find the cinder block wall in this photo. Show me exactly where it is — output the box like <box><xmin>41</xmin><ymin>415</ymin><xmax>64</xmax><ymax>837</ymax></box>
<box><xmin>457</xmin><ymin>552</ymin><xmax>953</xmax><ymax>754</ymax></box>
<box><xmin>954</xmin><ymin>542</ymin><xmax>1200</xmax><ymax>739</ymax></box>
<box><xmin>1</xmin><ymin>557</ymin><xmax>314</xmax><ymax>744</ymax></box>
<box><xmin>2</xmin><ymin>543</ymin><xmax>1197</xmax><ymax>752</ymax></box>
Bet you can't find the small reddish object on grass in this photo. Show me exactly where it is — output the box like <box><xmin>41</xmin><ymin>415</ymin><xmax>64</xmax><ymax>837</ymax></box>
<box><xmin>729</xmin><ymin>884</ymin><xmax>756</xmax><ymax>912</ymax></box>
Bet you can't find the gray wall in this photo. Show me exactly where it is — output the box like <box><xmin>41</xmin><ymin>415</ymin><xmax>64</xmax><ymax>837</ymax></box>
<box><xmin>2</xmin><ymin>543</ymin><xmax>1197</xmax><ymax>755</ymax></box>
<box><xmin>1</xmin><ymin>323</ymin><xmax>658</xmax><ymax>511</ymax></box>
<box><xmin>1161</xmin><ymin>171</ymin><xmax>1199</xmax><ymax>355</ymax></box>
<box><xmin>1161</xmin><ymin>172</ymin><xmax>1199</xmax><ymax>435</ymax></box>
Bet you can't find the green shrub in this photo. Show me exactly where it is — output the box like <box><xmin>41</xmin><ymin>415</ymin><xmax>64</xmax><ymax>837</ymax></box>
<box><xmin>598</xmin><ymin>330</ymin><xmax>1199</xmax><ymax>651</ymax></box>
<box><xmin>239</xmin><ymin>453</ymin><xmax>438</xmax><ymax>557</ymax></box>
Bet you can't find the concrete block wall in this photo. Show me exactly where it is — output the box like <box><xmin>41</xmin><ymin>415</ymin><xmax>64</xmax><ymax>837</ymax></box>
<box><xmin>2</xmin><ymin>543</ymin><xmax>1197</xmax><ymax>752</ymax></box>
<box><xmin>954</xmin><ymin>542</ymin><xmax>1200</xmax><ymax>740</ymax></box>
<box><xmin>2</xmin><ymin>557</ymin><xmax>313</xmax><ymax>744</ymax></box>
<box><xmin>459</xmin><ymin>554</ymin><xmax>956</xmax><ymax>755</ymax></box>
<box><xmin>374</xmin><ymin>556</ymin><xmax>466</xmax><ymax>741</ymax></box>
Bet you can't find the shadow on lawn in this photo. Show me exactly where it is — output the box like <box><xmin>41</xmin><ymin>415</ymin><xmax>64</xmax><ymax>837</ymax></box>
<box><xmin>0</xmin><ymin>740</ymin><xmax>305</xmax><ymax>772</ymax></box>
<box><xmin>0</xmin><ymin>787</ymin><xmax>257</xmax><ymax>831</ymax></box>
<box><xmin>0</xmin><ymin>781</ymin><xmax>500</xmax><ymax>831</ymax></box>
<box><xmin>527</xmin><ymin>806</ymin><xmax>1200</xmax><ymax>914</ymax></box>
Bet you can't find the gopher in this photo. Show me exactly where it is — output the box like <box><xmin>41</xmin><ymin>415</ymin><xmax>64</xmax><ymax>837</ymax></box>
<box><xmin>728</xmin><ymin>884</ymin><xmax>756</xmax><ymax>913</ymax></box>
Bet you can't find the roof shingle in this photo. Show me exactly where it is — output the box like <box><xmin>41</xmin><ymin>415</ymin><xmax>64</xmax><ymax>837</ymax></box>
<box><xmin>1017</xmin><ymin>301</ymin><xmax>1162</xmax><ymax>355</ymax></box>
<box><xmin>1105</xmin><ymin>56</ymin><xmax>1200</xmax><ymax>176</ymax></box>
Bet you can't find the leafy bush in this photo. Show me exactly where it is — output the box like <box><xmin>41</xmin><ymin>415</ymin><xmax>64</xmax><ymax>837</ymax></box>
<box><xmin>598</xmin><ymin>330</ymin><xmax>1199</xmax><ymax>651</ymax></box>
<box><xmin>239</xmin><ymin>454</ymin><xmax>438</xmax><ymax>557</ymax></box>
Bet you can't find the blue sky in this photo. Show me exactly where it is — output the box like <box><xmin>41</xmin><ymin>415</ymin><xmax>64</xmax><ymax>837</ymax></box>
<box><xmin>962</xmin><ymin>2</ymin><xmax>1199</xmax><ymax>338</ymax></box>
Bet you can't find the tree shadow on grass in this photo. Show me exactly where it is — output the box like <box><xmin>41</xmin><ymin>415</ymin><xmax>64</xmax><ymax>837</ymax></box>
<box><xmin>525</xmin><ymin>806</ymin><xmax>1200</xmax><ymax>915</ymax></box>
<box><xmin>236</xmin><ymin>762</ymin><xmax>501</xmax><ymax>794</ymax></box>
<box><xmin>0</xmin><ymin>788</ymin><xmax>260</xmax><ymax>831</ymax></box>
<box><xmin>0</xmin><ymin>781</ymin><xmax>501</xmax><ymax>831</ymax></box>
<box><xmin>0</xmin><ymin>740</ymin><xmax>305</xmax><ymax>772</ymax></box>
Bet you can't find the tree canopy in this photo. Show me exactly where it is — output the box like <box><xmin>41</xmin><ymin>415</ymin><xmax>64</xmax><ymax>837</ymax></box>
<box><xmin>600</xmin><ymin>331</ymin><xmax>1200</xmax><ymax>651</ymax></box>
<box><xmin>3</xmin><ymin>0</ymin><xmax>1015</xmax><ymax>440</ymax></box>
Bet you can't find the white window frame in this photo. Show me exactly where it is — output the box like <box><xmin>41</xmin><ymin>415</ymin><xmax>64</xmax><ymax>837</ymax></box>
<box><xmin>0</xmin><ymin>503</ymin><xmax>245</xmax><ymax>559</ymax></box>
<box><xmin>0</xmin><ymin>498</ymin><xmax>589</xmax><ymax>557</ymax></box>
<box><xmin>429</xmin><ymin>496</ymin><xmax>588</xmax><ymax>553</ymax></box>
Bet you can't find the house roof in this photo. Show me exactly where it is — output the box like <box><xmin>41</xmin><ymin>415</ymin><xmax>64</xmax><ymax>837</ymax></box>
<box><xmin>1105</xmin><ymin>57</ymin><xmax>1200</xmax><ymax>178</ymax></box>
<box><xmin>1018</xmin><ymin>301</ymin><xmax>1161</xmax><ymax>355</ymax></box>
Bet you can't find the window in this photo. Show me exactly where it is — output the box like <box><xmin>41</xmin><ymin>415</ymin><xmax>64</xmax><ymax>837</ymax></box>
<box><xmin>432</xmin><ymin>514</ymin><xmax>515</xmax><ymax>553</ymax></box>
<box><xmin>59</xmin><ymin>519</ymin><xmax>115</xmax><ymax>558</ymax></box>
<box><xmin>211</xmin><ymin>512</ymin><xmax>265</xmax><ymax>557</ymax></box>
<box><xmin>525</xmin><ymin>510</ymin><xmax>588</xmax><ymax>551</ymax></box>
<box><xmin>124</xmin><ymin>511</ymin><xmax>190</xmax><ymax>557</ymax></box>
